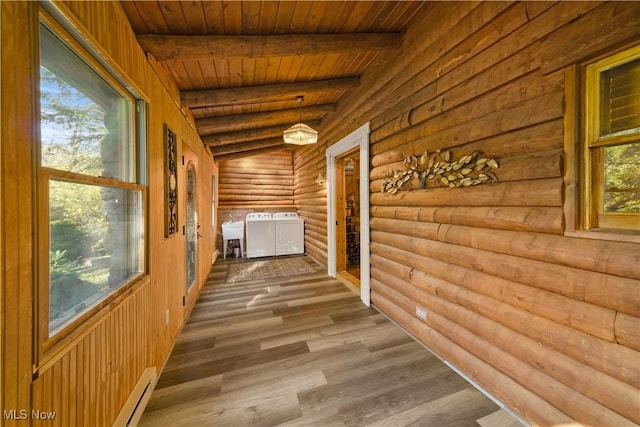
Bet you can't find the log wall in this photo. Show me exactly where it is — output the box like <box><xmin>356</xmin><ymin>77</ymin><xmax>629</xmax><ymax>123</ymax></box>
<box><xmin>217</xmin><ymin>150</ymin><xmax>295</xmax><ymax>213</ymax></box>
<box><xmin>217</xmin><ymin>151</ymin><xmax>297</xmax><ymax>253</ymax></box>
<box><xmin>295</xmin><ymin>2</ymin><xmax>640</xmax><ymax>425</ymax></box>
<box><xmin>293</xmin><ymin>151</ymin><xmax>327</xmax><ymax>266</ymax></box>
<box><xmin>1</xmin><ymin>1</ymin><xmax>217</xmax><ymax>426</ymax></box>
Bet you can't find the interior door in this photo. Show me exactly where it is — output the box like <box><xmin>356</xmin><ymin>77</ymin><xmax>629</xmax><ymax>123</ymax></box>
<box><xmin>184</xmin><ymin>147</ymin><xmax>199</xmax><ymax>312</ymax></box>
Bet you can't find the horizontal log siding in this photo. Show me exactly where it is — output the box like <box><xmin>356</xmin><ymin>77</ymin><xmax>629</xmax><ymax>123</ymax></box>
<box><xmin>218</xmin><ymin>151</ymin><xmax>295</xmax><ymax>211</ymax></box>
<box><xmin>217</xmin><ymin>152</ymin><xmax>297</xmax><ymax>249</ymax></box>
<box><xmin>294</xmin><ymin>152</ymin><xmax>327</xmax><ymax>266</ymax></box>
<box><xmin>296</xmin><ymin>2</ymin><xmax>640</xmax><ymax>425</ymax></box>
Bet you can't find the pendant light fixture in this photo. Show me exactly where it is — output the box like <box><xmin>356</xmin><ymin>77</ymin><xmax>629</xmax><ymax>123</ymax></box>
<box><xmin>283</xmin><ymin>96</ymin><xmax>318</xmax><ymax>145</ymax></box>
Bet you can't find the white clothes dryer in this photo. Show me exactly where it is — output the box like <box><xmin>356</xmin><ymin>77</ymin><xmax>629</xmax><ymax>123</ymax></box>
<box><xmin>246</xmin><ymin>213</ymin><xmax>275</xmax><ymax>258</ymax></box>
<box><xmin>273</xmin><ymin>212</ymin><xmax>304</xmax><ymax>256</ymax></box>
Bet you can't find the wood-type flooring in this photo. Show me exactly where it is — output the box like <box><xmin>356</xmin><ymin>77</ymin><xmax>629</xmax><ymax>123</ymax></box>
<box><xmin>139</xmin><ymin>255</ymin><xmax>523</xmax><ymax>427</ymax></box>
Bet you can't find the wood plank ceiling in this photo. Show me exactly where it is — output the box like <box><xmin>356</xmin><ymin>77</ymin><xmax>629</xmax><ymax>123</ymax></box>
<box><xmin>119</xmin><ymin>1</ymin><xmax>427</xmax><ymax>160</ymax></box>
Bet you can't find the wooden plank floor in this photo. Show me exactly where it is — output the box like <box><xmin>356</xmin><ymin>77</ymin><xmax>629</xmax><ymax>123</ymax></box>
<box><xmin>139</xmin><ymin>255</ymin><xmax>522</xmax><ymax>427</ymax></box>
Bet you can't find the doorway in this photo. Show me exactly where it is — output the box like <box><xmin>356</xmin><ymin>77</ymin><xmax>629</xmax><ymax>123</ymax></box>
<box><xmin>335</xmin><ymin>152</ymin><xmax>361</xmax><ymax>285</ymax></box>
<box><xmin>326</xmin><ymin>123</ymin><xmax>370</xmax><ymax>306</ymax></box>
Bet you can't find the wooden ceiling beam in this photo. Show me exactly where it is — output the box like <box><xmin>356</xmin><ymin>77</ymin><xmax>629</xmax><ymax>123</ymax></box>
<box><xmin>137</xmin><ymin>33</ymin><xmax>402</xmax><ymax>61</ymax></box>
<box><xmin>202</xmin><ymin>121</ymin><xmax>321</xmax><ymax>147</ymax></box>
<box><xmin>182</xmin><ymin>76</ymin><xmax>360</xmax><ymax>109</ymax></box>
<box><xmin>197</xmin><ymin>104</ymin><xmax>334</xmax><ymax>135</ymax></box>
<box><xmin>214</xmin><ymin>146</ymin><xmax>292</xmax><ymax>163</ymax></box>
<box><xmin>210</xmin><ymin>137</ymin><xmax>285</xmax><ymax>157</ymax></box>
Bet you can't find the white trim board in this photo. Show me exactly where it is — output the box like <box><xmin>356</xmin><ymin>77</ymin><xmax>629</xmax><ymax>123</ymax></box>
<box><xmin>326</xmin><ymin>122</ymin><xmax>371</xmax><ymax>306</ymax></box>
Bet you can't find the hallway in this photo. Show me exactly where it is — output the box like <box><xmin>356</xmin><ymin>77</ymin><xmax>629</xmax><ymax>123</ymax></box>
<box><xmin>139</xmin><ymin>256</ymin><xmax>521</xmax><ymax>427</ymax></box>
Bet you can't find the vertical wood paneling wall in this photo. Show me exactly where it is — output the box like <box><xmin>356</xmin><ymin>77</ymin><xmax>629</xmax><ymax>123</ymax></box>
<box><xmin>32</xmin><ymin>279</ymin><xmax>151</xmax><ymax>427</ymax></box>
<box><xmin>1</xmin><ymin>1</ymin><xmax>217</xmax><ymax>426</ymax></box>
<box><xmin>295</xmin><ymin>2</ymin><xmax>640</xmax><ymax>425</ymax></box>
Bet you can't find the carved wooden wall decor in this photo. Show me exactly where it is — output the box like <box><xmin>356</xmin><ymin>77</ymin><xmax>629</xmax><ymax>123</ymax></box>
<box><xmin>381</xmin><ymin>150</ymin><xmax>499</xmax><ymax>195</ymax></box>
<box><xmin>164</xmin><ymin>124</ymin><xmax>178</xmax><ymax>236</ymax></box>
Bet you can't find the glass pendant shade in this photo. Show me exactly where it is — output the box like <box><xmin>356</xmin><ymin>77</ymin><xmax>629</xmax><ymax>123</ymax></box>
<box><xmin>283</xmin><ymin>95</ymin><xmax>318</xmax><ymax>145</ymax></box>
<box><xmin>283</xmin><ymin>122</ymin><xmax>318</xmax><ymax>145</ymax></box>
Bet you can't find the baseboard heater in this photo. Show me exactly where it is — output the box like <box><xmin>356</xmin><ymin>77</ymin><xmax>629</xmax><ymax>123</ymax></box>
<box><xmin>113</xmin><ymin>367</ymin><xmax>157</xmax><ymax>427</ymax></box>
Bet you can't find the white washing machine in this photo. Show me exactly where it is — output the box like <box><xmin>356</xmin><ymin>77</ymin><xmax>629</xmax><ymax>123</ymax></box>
<box><xmin>246</xmin><ymin>213</ymin><xmax>275</xmax><ymax>258</ymax></box>
<box><xmin>273</xmin><ymin>212</ymin><xmax>304</xmax><ymax>256</ymax></box>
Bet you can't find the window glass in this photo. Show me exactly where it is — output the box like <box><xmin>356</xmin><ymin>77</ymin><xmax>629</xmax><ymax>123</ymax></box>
<box><xmin>603</xmin><ymin>142</ymin><xmax>640</xmax><ymax>213</ymax></box>
<box><xmin>599</xmin><ymin>57</ymin><xmax>640</xmax><ymax>138</ymax></box>
<box><xmin>186</xmin><ymin>163</ymin><xmax>197</xmax><ymax>290</ymax></box>
<box><xmin>40</xmin><ymin>25</ymin><xmax>134</xmax><ymax>182</ymax></box>
<box><xmin>48</xmin><ymin>181</ymin><xmax>143</xmax><ymax>334</ymax></box>
<box><xmin>40</xmin><ymin>21</ymin><xmax>145</xmax><ymax>337</ymax></box>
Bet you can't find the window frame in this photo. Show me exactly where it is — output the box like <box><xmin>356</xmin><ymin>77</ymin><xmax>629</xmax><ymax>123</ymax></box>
<box><xmin>37</xmin><ymin>10</ymin><xmax>148</xmax><ymax>355</ymax></box>
<box><xmin>584</xmin><ymin>46</ymin><xmax>640</xmax><ymax>231</ymax></box>
<box><xmin>564</xmin><ymin>45</ymin><xmax>640</xmax><ymax>242</ymax></box>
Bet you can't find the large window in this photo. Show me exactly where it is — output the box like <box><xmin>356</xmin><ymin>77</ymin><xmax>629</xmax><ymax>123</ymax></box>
<box><xmin>582</xmin><ymin>45</ymin><xmax>640</xmax><ymax>232</ymax></box>
<box><xmin>39</xmin><ymin>18</ymin><xmax>146</xmax><ymax>338</ymax></box>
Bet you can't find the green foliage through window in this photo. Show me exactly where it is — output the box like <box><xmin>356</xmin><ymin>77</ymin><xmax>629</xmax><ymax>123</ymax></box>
<box><xmin>604</xmin><ymin>142</ymin><xmax>640</xmax><ymax>212</ymax></box>
<box><xmin>40</xmin><ymin>21</ymin><xmax>144</xmax><ymax>336</ymax></box>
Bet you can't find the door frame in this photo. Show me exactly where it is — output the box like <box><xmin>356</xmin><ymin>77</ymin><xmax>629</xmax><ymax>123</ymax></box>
<box><xmin>326</xmin><ymin>122</ymin><xmax>370</xmax><ymax>306</ymax></box>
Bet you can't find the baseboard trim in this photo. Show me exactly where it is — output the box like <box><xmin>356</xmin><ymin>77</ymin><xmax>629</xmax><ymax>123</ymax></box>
<box><xmin>112</xmin><ymin>367</ymin><xmax>157</xmax><ymax>427</ymax></box>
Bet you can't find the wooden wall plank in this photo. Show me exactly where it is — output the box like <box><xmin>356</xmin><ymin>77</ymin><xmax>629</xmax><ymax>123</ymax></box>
<box><xmin>369</xmin><ymin>251</ymin><xmax>618</xmax><ymax>346</ymax></box>
<box><xmin>2</xmin><ymin>1</ymin><xmax>217</xmax><ymax>426</ymax></box>
<box><xmin>370</xmin><ymin>295</ymin><xmax>577</xmax><ymax>427</ymax></box>
<box><xmin>31</xmin><ymin>280</ymin><xmax>152</xmax><ymax>426</ymax></box>
<box><xmin>370</xmin><ymin>218</ymin><xmax>639</xmax><ymax>280</ymax></box>
<box><xmin>3</xmin><ymin>1</ymin><xmax>640</xmax><ymax>426</ymax></box>
<box><xmin>293</xmin><ymin>3</ymin><xmax>640</xmax><ymax>425</ymax></box>
<box><xmin>371</xmin><ymin>206</ymin><xmax>564</xmax><ymax>235</ymax></box>
<box><xmin>1</xmin><ymin>1</ymin><xmax>37</xmax><ymax>424</ymax></box>
<box><xmin>378</xmin><ymin>242</ymin><xmax>639</xmax><ymax>385</ymax></box>
<box><xmin>218</xmin><ymin>150</ymin><xmax>294</xmax><ymax>216</ymax></box>
<box><xmin>371</xmin><ymin>178</ymin><xmax>563</xmax><ymax>207</ymax></box>
<box><xmin>373</xmin><ymin>229</ymin><xmax>639</xmax><ymax>318</ymax></box>
<box><xmin>540</xmin><ymin>2</ymin><xmax>640</xmax><ymax>74</ymax></box>
<box><xmin>372</xmin><ymin>283</ymin><xmax>637</xmax><ymax>426</ymax></box>
<box><xmin>217</xmin><ymin>151</ymin><xmax>297</xmax><ymax>252</ymax></box>
<box><xmin>615</xmin><ymin>313</ymin><xmax>640</xmax><ymax>352</ymax></box>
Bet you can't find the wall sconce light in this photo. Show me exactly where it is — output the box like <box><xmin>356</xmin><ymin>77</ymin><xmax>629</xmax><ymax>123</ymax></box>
<box><xmin>315</xmin><ymin>173</ymin><xmax>326</xmax><ymax>185</ymax></box>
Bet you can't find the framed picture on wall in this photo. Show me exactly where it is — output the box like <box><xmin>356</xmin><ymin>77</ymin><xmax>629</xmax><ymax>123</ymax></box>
<box><xmin>164</xmin><ymin>124</ymin><xmax>178</xmax><ymax>237</ymax></box>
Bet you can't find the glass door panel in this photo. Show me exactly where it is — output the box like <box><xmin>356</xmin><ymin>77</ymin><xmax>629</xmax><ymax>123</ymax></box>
<box><xmin>186</xmin><ymin>161</ymin><xmax>197</xmax><ymax>291</ymax></box>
